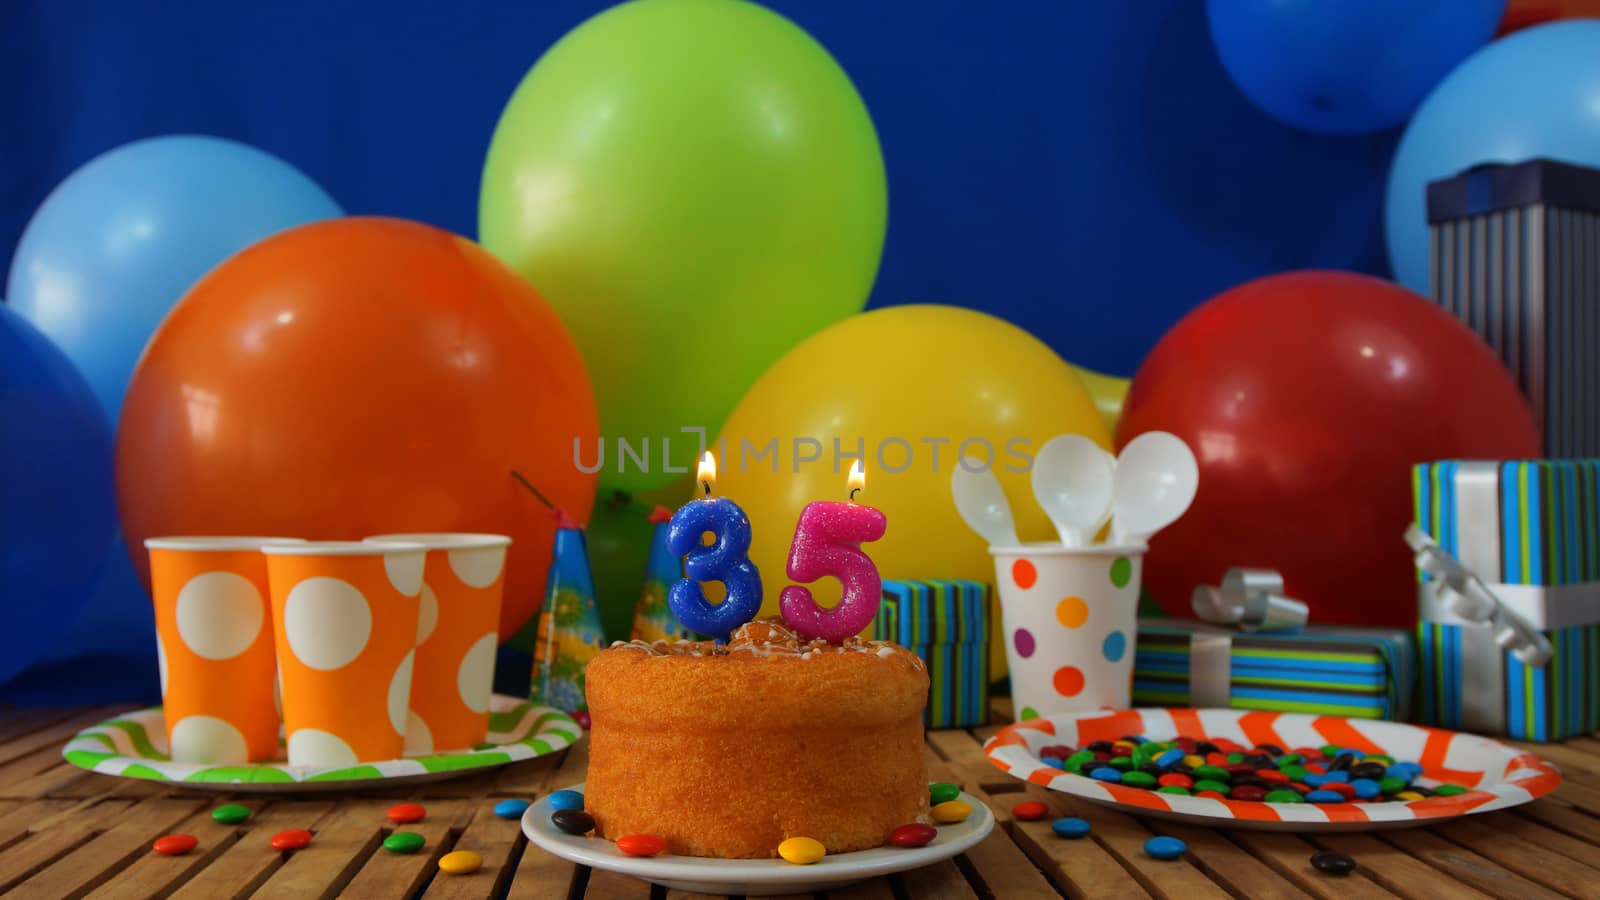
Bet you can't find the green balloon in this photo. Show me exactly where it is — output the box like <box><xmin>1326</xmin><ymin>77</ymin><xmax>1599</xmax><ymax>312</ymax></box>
<box><xmin>480</xmin><ymin>0</ymin><xmax>886</xmax><ymax>493</ymax></box>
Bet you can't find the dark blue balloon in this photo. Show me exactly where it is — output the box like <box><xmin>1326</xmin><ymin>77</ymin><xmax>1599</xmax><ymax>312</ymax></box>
<box><xmin>1208</xmin><ymin>0</ymin><xmax>1504</xmax><ymax>135</ymax></box>
<box><xmin>0</xmin><ymin>305</ymin><xmax>117</xmax><ymax>687</ymax></box>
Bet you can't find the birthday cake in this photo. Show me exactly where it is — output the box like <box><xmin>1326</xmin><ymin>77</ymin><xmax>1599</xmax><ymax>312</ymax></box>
<box><xmin>584</xmin><ymin>617</ymin><xmax>931</xmax><ymax>858</ymax></box>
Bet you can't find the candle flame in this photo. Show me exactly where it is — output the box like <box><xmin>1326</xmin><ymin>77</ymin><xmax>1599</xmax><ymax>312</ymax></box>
<box><xmin>698</xmin><ymin>451</ymin><xmax>717</xmax><ymax>496</ymax></box>
<box><xmin>848</xmin><ymin>459</ymin><xmax>865</xmax><ymax>500</ymax></box>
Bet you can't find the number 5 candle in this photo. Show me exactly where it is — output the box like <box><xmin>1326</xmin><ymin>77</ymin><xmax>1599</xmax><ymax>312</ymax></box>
<box><xmin>780</xmin><ymin>460</ymin><xmax>887</xmax><ymax>642</ymax></box>
<box><xmin>666</xmin><ymin>452</ymin><xmax>763</xmax><ymax>644</ymax></box>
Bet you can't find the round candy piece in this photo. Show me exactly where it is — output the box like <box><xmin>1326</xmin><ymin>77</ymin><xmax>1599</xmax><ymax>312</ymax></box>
<box><xmin>617</xmin><ymin>834</ymin><xmax>666</xmax><ymax>857</ymax></box>
<box><xmin>1158</xmin><ymin>773</ymin><xmax>1193</xmax><ymax>788</ymax></box>
<box><xmin>1012</xmin><ymin>801</ymin><xmax>1049</xmax><ymax>821</ymax></box>
<box><xmin>1042</xmin><ymin>757</ymin><xmax>1067</xmax><ymax>770</ymax></box>
<box><xmin>1379</xmin><ymin>776</ymin><xmax>1407</xmax><ymax>795</ymax></box>
<box><xmin>1195</xmin><ymin>790</ymin><xmax>1227</xmax><ymax>799</ymax></box>
<box><xmin>1145</xmin><ymin>836</ymin><xmax>1187</xmax><ymax>860</ymax></box>
<box><xmin>1311</xmin><ymin>850</ymin><xmax>1357</xmax><ymax>876</ymax></box>
<box><xmin>1231</xmin><ymin>784</ymin><xmax>1267</xmax><ymax>802</ymax></box>
<box><xmin>270</xmin><ymin>829</ymin><xmax>312</xmax><ymax>851</ymax></box>
<box><xmin>1258</xmin><ymin>769</ymin><xmax>1290</xmax><ymax>784</ymax></box>
<box><xmin>890</xmin><ymin>823</ymin><xmax>938</xmax><ymax>848</ymax></box>
<box><xmin>1193</xmin><ymin>764</ymin><xmax>1231</xmax><ymax>782</ymax></box>
<box><xmin>1088</xmin><ymin>767</ymin><xmax>1122</xmax><ymax>783</ymax></box>
<box><xmin>211</xmin><ymin>804</ymin><xmax>251</xmax><ymax>825</ymax></box>
<box><xmin>547</xmin><ymin>790</ymin><xmax>585</xmax><ymax>812</ymax></box>
<box><xmin>572</xmin><ymin>711</ymin><xmax>591</xmax><ymax>729</ymax></box>
<box><xmin>779</xmin><ymin>836</ymin><xmax>826</xmax><ymax>865</ymax></box>
<box><xmin>552</xmin><ymin>809</ymin><xmax>596</xmax><ymax>835</ymax></box>
<box><xmin>1155</xmin><ymin>748</ymin><xmax>1185</xmax><ymax>768</ymax></box>
<box><xmin>1051</xmin><ymin>817</ymin><xmax>1092</xmax><ymax>838</ymax></box>
<box><xmin>1065</xmin><ymin>751</ymin><xmax>1096</xmax><ymax>770</ymax></box>
<box><xmin>153</xmin><ymin>834</ymin><xmax>198</xmax><ymax>856</ymax></box>
<box><xmin>1434</xmin><ymin>784</ymin><xmax>1468</xmax><ymax>796</ymax></box>
<box><xmin>1304</xmin><ymin>790</ymin><xmax>1344</xmax><ymax>803</ymax></box>
<box><xmin>1121</xmin><ymin>771</ymin><xmax>1158</xmax><ymax>789</ymax></box>
<box><xmin>929</xmin><ymin>782</ymin><xmax>961</xmax><ymax>805</ymax></box>
<box><xmin>494</xmin><ymin>799</ymin><xmax>531</xmax><ymax>820</ymax></box>
<box><xmin>931</xmin><ymin>800</ymin><xmax>972</xmax><ymax>824</ymax></box>
<box><xmin>387</xmin><ymin>803</ymin><xmax>426</xmax><ymax>824</ymax></box>
<box><xmin>1394</xmin><ymin>790</ymin><xmax>1425</xmax><ymax>801</ymax></box>
<box><xmin>1192</xmin><ymin>779</ymin><xmax>1230</xmax><ymax>796</ymax></box>
<box><xmin>1157</xmin><ymin>785</ymin><xmax>1191</xmax><ymax>796</ymax></box>
<box><xmin>1108</xmin><ymin>756</ymin><xmax>1134</xmax><ymax>771</ymax></box>
<box><xmin>439</xmin><ymin>850</ymin><xmax>483</xmax><ymax>874</ymax></box>
<box><xmin>1265</xmin><ymin>789</ymin><xmax>1305</xmax><ymax>803</ymax></box>
<box><xmin>384</xmin><ymin>832</ymin><xmax>426</xmax><ymax>854</ymax></box>
<box><xmin>1350</xmin><ymin>778</ymin><xmax>1382</xmax><ymax>800</ymax></box>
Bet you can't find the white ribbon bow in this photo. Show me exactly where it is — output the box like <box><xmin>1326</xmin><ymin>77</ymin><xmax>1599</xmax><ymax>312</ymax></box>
<box><xmin>1405</xmin><ymin>524</ymin><xmax>1553</xmax><ymax>667</ymax></box>
<box><xmin>1191</xmin><ymin>568</ymin><xmax>1308</xmax><ymax>632</ymax></box>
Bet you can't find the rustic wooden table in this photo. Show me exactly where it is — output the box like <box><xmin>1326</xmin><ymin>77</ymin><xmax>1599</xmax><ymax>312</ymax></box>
<box><xmin>2</xmin><ymin>701</ymin><xmax>1598</xmax><ymax>899</ymax></box>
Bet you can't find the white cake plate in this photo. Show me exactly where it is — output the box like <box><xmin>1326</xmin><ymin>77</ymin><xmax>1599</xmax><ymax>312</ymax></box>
<box><xmin>522</xmin><ymin>781</ymin><xmax>995</xmax><ymax>895</ymax></box>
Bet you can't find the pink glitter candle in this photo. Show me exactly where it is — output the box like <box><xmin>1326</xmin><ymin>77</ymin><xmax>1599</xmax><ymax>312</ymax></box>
<box><xmin>779</xmin><ymin>461</ymin><xmax>887</xmax><ymax>642</ymax></box>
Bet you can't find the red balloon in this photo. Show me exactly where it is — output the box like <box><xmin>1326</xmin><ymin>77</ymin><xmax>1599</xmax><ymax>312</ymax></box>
<box><xmin>118</xmin><ymin>217</ymin><xmax>599</xmax><ymax>640</ymax></box>
<box><xmin>1117</xmin><ymin>271</ymin><xmax>1538</xmax><ymax>629</ymax></box>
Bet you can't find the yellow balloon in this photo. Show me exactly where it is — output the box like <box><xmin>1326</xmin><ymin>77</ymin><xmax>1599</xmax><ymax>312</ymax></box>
<box><xmin>713</xmin><ymin>305</ymin><xmax>1111</xmax><ymax>677</ymax></box>
<box><xmin>1068</xmin><ymin>364</ymin><xmax>1132</xmax><ymax>434</ymax></box>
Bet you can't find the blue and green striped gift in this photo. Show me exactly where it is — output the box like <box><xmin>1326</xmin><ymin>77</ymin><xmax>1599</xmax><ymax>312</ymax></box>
<box><xmin>874</xmin><ymin>580</ymin><xmax>990</xmax><ymax>729</ymax></box>
<box><xmin>1413</xmin><ymin>460</ymin><xmax>1600</xmax><ymax>741</ymax></box>
<box><xmin>1132</xmin><ymin>621</ymin><xmax>1413</xmax><ymax>720</ymax></box>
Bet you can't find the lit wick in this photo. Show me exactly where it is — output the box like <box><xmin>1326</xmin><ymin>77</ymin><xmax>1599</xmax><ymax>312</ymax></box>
<box><xmin>847</xmin><ymin>459</ymin><xmax>865</xmax><ymax>504</ymax></box>
<box><xmin>698</xmin><ymin>451</ymin><xmax>717</xmax><ymax>499</ymax></box>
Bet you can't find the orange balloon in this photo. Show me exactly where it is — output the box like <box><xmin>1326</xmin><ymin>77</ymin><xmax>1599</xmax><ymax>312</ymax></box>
<box><xmin>117</xmin><ymin>217</ymin><xmax>599</xmax><ymax>641</ymax></box>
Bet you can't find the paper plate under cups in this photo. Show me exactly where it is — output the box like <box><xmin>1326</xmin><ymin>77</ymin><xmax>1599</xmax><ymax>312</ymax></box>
<box><xmin>983</xmin><ymin>707</ymin><xmax>1560</xmax><ymax>831</ymax></box>
<box><xmin>61</xmin><ymin>694</ymin><xmax>578</xmax><ymax>792</ymax></box>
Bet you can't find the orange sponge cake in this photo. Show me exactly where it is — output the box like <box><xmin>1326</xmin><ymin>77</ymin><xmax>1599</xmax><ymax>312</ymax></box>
<box><xmin>584</xmin><ymin>618</ymin><xmax>930</xmax><ymax>858</ymax></box>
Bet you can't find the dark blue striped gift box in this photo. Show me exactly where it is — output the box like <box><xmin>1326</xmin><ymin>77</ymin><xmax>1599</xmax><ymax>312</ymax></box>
<box><xmin>875</xmin><ymin>580</ymin><xmax>990</xmax><ymax>729</ymax></box>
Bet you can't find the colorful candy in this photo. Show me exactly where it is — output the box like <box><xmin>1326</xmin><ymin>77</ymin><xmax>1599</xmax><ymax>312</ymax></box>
<box><xmin>617</xmin><ymin>834</ymin><xmax>666</xmax><ymax>857</ymax></box>
<box><xmin>779</xmin><ymin>836</ymin><xmax>826</xmax><ymax>864</ymax></box>
<box><xmin>1052</xmin><ymin>817</ymin><xmax>1092</xmax><ymax>838</ymax></box>
<box><xmin>494</xmin><ymin>799</ymin><xmax>531</xmax><ymax>819</ymax></box>
<box><xmin>383</xmin><ymin>832</ymin><xmax>426</xmax><ymax>854</ymax></box>
<box><xmin>1145</xmin><ymin>836</ymin><xmax>1187</xmax><ymax>860</ymax></box>
<box><xmin>552</xmin><ymin>809</ymin><xmax>596</xmax><ymax>835</ymax></box>
<box><xmin>891</xmin><ymin>823</ymin><xmax>938</xmax><ymax>848</ymax></box>
<box><xmin>547</xmin><ymin>790</ymin><xmax>585</xmax><ymax>812</ymax></box>
<box><xmin>929</xmin><ymin>782</ymin><xmax>961</xmax><ymax>805</ymax></box>
<box><xmin>387</xmin><ymin>803</ymin><xmax>426</xmax><ymax>824</ymax></box>
<box><xmin>438</xmin><ymin>850</ymin><xmax>483</xmax><ymax>874</ymax></box>
<box><xmin>269</xmin><ymin>829</ymin><xmax>312</xmax><ymax>851</ymax></box>
<box><xmin>211</xmin><ymin>804</ymin><xmax>250</xmax><ymax>824</ymax></box>
<box><xmin>931</xmin><ymin>800</ymin><xmax>973</xmax><ymax>824</ymax></box>
<box><xmin>152</xmin><ymin>834</ymin><xmax>198</xmax><ymax>856</ymax></box>
<box><xmin>1311</xmin><ymin>850</ymin><xmax>1356</xmax><ymax>875</ymax></box>
<box><xmin>1012</xmin><ymin>801</ymin><xmax>1049</xmax><ymax>821</ymax></box>
<box><xmin>1041</xmin><ymin>734</ymin><xmax>1469</xmax><ymax>805</ymax></box>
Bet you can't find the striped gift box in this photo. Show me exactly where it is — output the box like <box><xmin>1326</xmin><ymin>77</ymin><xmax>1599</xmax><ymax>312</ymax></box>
<box><xmin>1413</xmin><ymin>459</ymin><xmax>1600</xmax><ymax>741</ymax></box>
<box><xmin>875</xmin><ymin>580</ymin><xmax>990</xmax><ymax>729</ymax></box>
<box><xmin>1132</xmin><ymin>621</ymin><xmax>1413</xmax><ymax>720</ymax></box>
<box><xmin>1427</xmin><ymin>159</ymin><xmax>1600</xmax><ymax>456</ymax></box>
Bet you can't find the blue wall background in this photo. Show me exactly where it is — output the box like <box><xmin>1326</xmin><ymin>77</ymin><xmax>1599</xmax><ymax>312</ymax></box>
<box><xmin>2</xmin><ymin>0</ymin><xmax>1397</xmax><ymax>379</ymax></box>
<box><xmin>0</xmin><ymin>0</ymin><xmax>1400</xmax><ymax>702</ymax></box>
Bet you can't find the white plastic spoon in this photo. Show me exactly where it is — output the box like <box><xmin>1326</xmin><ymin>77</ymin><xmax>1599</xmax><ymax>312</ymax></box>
<box><xmin>1031</xmin><ymin>434</ymin><xmax>1114</xmax><ymax>547</ymax></box>
<box><xmin>950</xmin><ymin>459</ymin><xmax>1020</xmax><ymax>546</ymax></box>
<box><xmin>1111</xmin><ymin>431</ymin><xmax>1199</xmax><ymax>545</ymax></box>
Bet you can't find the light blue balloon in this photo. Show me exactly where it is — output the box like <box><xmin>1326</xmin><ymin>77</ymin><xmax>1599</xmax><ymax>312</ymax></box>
<box><xmin>1386</xmin><ymin>21</ymin><xmax>1600</xmax><ymax>293</ymax></box>
<box><xmin>6</xmin><ymin>135</ymin><xmax>342</xmax><ymax>425</ymax></box>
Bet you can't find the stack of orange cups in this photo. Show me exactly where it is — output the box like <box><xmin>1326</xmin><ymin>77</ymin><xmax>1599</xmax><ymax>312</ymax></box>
<box><xmin>366</xmin><ymin>533</ymin><xmax>511</xmax><ymax>753</ymax></box>
<box><xmin>262</xmin><ymin>541</ymin><xmax>426</xmax><ymax>768</ymax></box>
<box><xmin>145</xmin><ymin>537</ymin><xmax>302</xmax><ymax>764</ymax></box>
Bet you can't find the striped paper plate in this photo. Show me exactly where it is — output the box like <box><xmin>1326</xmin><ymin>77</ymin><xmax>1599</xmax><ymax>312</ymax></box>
<box><xmin>61</xmin><ymin>694</ymin><xmax>579</xmax><ymax>793</ymax></box>
<box><xmin>983</xmin><ymin>708</ymin><xmax>1561</xmax><ymax>831</ymax></box>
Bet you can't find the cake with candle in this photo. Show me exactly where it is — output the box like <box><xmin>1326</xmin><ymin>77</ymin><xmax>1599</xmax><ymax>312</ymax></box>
<box><xmin>583</xmin><ymin>617</ymin><xmax>931</xmax><ymax>858</ymax></box>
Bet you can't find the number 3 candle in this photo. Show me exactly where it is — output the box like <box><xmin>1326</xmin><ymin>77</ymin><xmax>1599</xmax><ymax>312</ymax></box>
<box><xmin>666</xmin><ymin>452</ymin><xmax>763</xmax><ymax>644</ymax></box>
<box><xmin>780</xmin><ymin>460</ymin><xmax>887</xmax><ymax>642</ymax></box>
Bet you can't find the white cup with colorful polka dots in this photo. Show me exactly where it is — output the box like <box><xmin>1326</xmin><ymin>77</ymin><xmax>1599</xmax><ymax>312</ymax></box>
<box><xmin>990</xmin><ymin>542</ymin><xmax>1144</xmax><ymax>721</ymax></box>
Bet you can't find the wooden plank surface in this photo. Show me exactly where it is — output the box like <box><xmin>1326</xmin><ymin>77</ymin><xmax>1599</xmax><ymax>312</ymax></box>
<box><xmin>0</xmin><ymin>702</ymin><xmax>1594</xmax><ymax>898</ymax></box>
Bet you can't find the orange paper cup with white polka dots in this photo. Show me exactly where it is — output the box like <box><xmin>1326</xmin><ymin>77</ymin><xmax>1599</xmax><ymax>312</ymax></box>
<box><xmin>145</xmin><ymin>536</ymin><xmax>303</xmax><ymax>764</ymax></box>
<box><xmin>262</xmin><ymin>540</ymin><xmax>426</xmax><ymax>767</ymax></box>
<box><xmin>364</xmin><ymin>533</ymin><xmax>509</xmax><ymax>753</ymax></box>
<box><xmin>989</xmin><ymin>542</ymin><xmax>1145</xmax><ymax>721</ymax></box>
